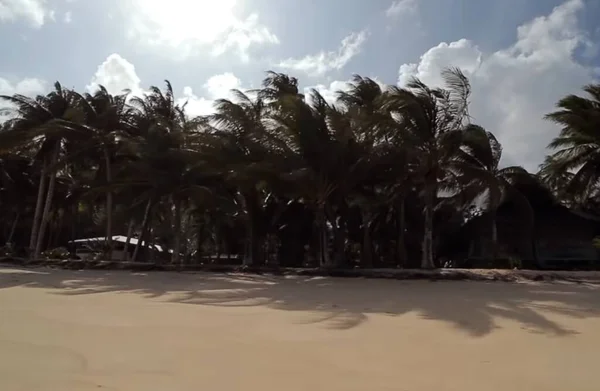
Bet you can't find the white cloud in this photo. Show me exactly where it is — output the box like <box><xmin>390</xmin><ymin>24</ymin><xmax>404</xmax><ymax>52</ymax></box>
<box><xmin>0</xmin><ymin>0</ymin><xmax>52</xmax><ymax>27</ymax></box>
<box><xmin>386</xmin><ymin>0</ymin><xmax>417</xmax><ymax>18</ymax></box>
<box><xmin>203</xmin><ymin>72</ymin><xmax>241</xmax><ymax>99</ymax></box>
<box><xmin>63</xmin><ymin>10</ymin><xmax>71</xmax><ymax>23</ymax></box>
<box><xmin>304</xmin><ymin>77</ymin><xmax>387</xmax><ymax>107</ymax></box>
<box><xmin>86</xmin><ymin>53</ymin><xmax>143</xmax><ymax>96</ymax></box>
<box><xmin>0</xmin><ymin>77</ymin><xmax>46</xmax><ymax>97</ymax></box>
<box><xmin>176</xmin><ymin>87</ymin><xmax>214</xmax><ymax>117</ymax></box>
<box><xmin>86</xmin><ymin>54</ymin><xmax>248</xmax><ymax>118</ymax></box>
<box><xmin>210</xmin><ymin>13</ymin><xmax>279</xmax><ymax>62</ymax></box>
<box><xmin>277</xmin><ymin>30</ymin><xmax>368</xmax><ymax>76</ymax></box>
<box><xmin>178</xmin><ymin>72</ymin><xmax>243</xmax><ymax>117</ymax></box>
<box><xmin>127</xmin><ymin>0</ymin><xmax>278</xmax><ymax>61</ymax></box>
<box><xmin>304</xmin><ymin>80</ymin><xmax>351</xmax><ymax>105</ymax></box>
<box><xmin>0</xmin><ymin>77</ymin><xmax>46</xmax><ymax>121</ymax></box>
<box><xmin>397</xmin><ymin>0</ymin><xmax>594</xmax><ymax>171</ymax></box>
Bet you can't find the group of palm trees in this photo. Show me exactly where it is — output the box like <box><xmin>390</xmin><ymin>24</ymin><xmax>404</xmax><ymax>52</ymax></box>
<box><xmin>0</xmin><ymin>68</ymin><xmax>597</xmax><ymax>269</ymax></box>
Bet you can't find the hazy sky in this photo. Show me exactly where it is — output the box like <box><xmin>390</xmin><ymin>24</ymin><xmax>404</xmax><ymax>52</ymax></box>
<box><xmin>1</xmin><ymin>0</ymin><xmax>599</xmax><ymax>170</ymax></box>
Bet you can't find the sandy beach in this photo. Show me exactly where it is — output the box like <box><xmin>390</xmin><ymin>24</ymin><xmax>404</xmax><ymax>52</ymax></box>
<box><xmin>1</xmin><ymin>267</ymin><xmax>599</xmax><ymax>391</ymax></box>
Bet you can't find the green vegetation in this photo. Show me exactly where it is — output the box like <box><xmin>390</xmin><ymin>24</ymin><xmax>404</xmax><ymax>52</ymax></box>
<box><xmin>0</xmin><ymin>69</ymin><xmax>598</xmax><ymax>269</ymax></box>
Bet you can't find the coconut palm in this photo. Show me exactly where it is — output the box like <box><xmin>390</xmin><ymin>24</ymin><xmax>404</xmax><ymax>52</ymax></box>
<box><xmin>543</xmin><ymin>84</ymin><xmax>600</xmax><ymax>204</ymax></box>
<box><xmin>452</xmin><ymin>125</ymin><xmax>531</xmax><ymax>261</ymax></box>
<box><xmin>381</xmin><ymin>68</ymin><xmax>471</xmax><ymax>268</ymax></box>
<box><xmin>70</xmin><ymin>86</ymin><xmax>134</xmax><ymax>255</ymax></box>
<box><xmin>0</xmin><ymin>82</ymin><xmax>82</xmax><ymax>259</ymax></box>
<box><xmin>202</xmin><ymin>87</ymin><xmax>275</xmax><ymax>266</ymax></box>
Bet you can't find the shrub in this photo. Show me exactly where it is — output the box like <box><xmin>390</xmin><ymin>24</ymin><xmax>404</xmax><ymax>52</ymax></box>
<box><xmin>42</xmin><ymin>247</ymin><xmax>70</xmax><ymax>260</ymax></box>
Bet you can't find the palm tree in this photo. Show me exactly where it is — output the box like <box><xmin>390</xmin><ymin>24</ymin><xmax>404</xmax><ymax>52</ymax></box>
<box><xmin>538</xmin><ymin>155</ymin><xmax>575</xmax><ymax>204</ymax></box>
<box><xmin>71</xmin><ymin>86</ymin><xmax>133</xmax><ymax>256</ymax></box>
<box><xmin>452</xmin><ymin>125</ymin><xmax>531</xmax><ymax>261</ymax></box>
<box><xmin>202</xmin><ymin>83</ymin><xmax>278</xmax><ymax>266</ymax></box>
<box><xmin>0</xmin><ymin>82</ymin><xmax>81</xmax><ymax>259</ymax></box>
<box><xmin>543</xmin><ymin>83</ymin><xmax>600</xmax><ymax>205</ymax></box>
<box><xmin>0</xmin><ymin>151</ymin><xmax>34</xmax><ymax>248</ymax></box>
<box><xmin>381</xmin><ymin>68</ymin><xmax>471</xmax><ymax>268</ymax></box>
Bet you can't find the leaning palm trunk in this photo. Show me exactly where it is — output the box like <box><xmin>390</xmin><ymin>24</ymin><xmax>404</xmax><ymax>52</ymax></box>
<box><xmin>29</xmin><ymin>158</ymin><xmax>48</xmax><ymax>258</ymax></box>
<box><xmin>171</xmin><ymin>198</ymin><xmax>182</xmax><ymax>265</ymax></box>
<box><xmin>491</xmin><ymin>211</ymin><xmax>498</xmax><ymax>263</ymax></box>
<box><xmin>7</xmin><ymin>211</ymin><xmax>20</xmax><ymax>245</ymax></box>
<box><xmin>360</xmin><ymin>211</ymin><xmax>374</xmax><ymax>268</ymax></box>
<box><xmin>132</xmin><ymin>198</ymin><xmax>153</xmax><ymax>263</ymax></box>
<box><xmin>327</xmin><ymin>205</ymin><xmax>345</xmax><ymax>267</ymax></box>
<box><xmin>315</xmin><ymin>204</ymin><xmax>331</xmax><ymax>267</ymax></box>
<box><xmin>421</xmin><ymin>182</ymin><xmax>435</xmax><ymax>269</ymax></box>
<box><xmin>103</xmin><ymin>148</ymin><xmax>113</xmax><ymax>258</ymax></box>
<box><xmin>122</xmin><ymin>218</ymin><xmax>135</xmax><ymax>262</ymax></box>
<box><xmin>244</xmin><ymin>215</ymin><xmax>263</xmax><ymax>266</ymax></box>
<box><xmin>241</xmin><ymin>192</ymin><xmax>264</xmax><ymax>267</ymax></box>
<box><xmin>35</xmin><ymin>143</ymin><xmax>60</xmax><ymax>259</ymax></box>
<box><xmin>195</xmin><ymin>220</ymin><xmax>204</xmax><ymax>265</ymax></box>
<box><xmin>396</xmin><ymin>199</ymin><xmax>407</xmax><ymax>267</ymax></box>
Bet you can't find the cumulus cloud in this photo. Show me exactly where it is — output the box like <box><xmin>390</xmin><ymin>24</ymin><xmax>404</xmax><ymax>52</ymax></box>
<box><xmin>176</xmin><ymin>87</ymin><xmax>214</xmax><ymax>117</ymax></box>
<box><xmin>304</xmin><ymin>80</ymin><xmax>351</xmax><ymax>105</ymax></box>
<box><xmin>385</xmin><ymin>0</ymin><xmax>418</xmax><ymax>18</ymax></box>
<box><xmin>0</xmin><ymin>0</ymin><xmax>53</xmax><ymax>27</ymax></box>
<box><xmin>397</xmin><ymin>0</ymin><xmax>595</xmax><ymax>171</ymax></box>
<box><xmin>86</xmin><ymin>53</ymin><xmax>246</xmax><ymax>118</ymax></box>
<box><xmin>86</xmin><ymin>53</ymin><xmax>143</xmax><ymax>96</ymax></box>
<box><xmin>178</xmin><ymin>73</ymin><xmax>243</xmax><ymax>117</ymax></box>
<box><xmin>126</xmin><ymin>0</ymin><xmax>278</xmax><ymax>61</ymax></box>
<box><xmin>303</xmin><ymin>77</ymin><xmax>386</xmax><ymax>107</ymax></box>
<box><xmin>0</xmin><ymin>77</ymin><xmax>47</xmax><ymax>121</ymax></box>
<box><xmin>277</xmin><ymin>30</ymin><xmax>368</xmax><ymax>76</ymax></box>
<box><xmin>203</xmin><ymin>72</ymin><xmax>241</xmax><ymax>99</ymax></box>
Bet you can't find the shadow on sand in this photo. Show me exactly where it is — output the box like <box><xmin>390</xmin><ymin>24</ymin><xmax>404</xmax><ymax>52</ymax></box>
<box><xmin>1</xmin><ymin>266</ymin><xmax>599</xmax><ymax>337</ymax></box>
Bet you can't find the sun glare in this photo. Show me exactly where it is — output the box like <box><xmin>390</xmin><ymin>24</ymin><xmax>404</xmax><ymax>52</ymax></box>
<box><xmin>134</xmin><ymin>0</ymin><xmax>239</xmax><ymax>45</ymax></box>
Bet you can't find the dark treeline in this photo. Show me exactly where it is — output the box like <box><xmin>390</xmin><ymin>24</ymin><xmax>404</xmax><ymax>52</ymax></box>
<box><xmin>0</xmin><ymin>68</ymin><xmax>598</xmax><ymax>269</ymax></box>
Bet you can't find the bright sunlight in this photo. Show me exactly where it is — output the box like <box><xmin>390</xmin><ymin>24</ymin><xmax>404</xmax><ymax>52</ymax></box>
<box><xmin>132</xmin><ymin>0</ymin><xmax>240</xmax><ymax>46</ymax></box>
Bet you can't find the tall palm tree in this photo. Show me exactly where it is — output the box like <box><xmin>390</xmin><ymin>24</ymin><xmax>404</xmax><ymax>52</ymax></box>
<box><xmin>73</xmin><ymin>86</ymin><xmax>133</xmax><ymax>256</ymax></box>
<box><xmin>381</xmin><ymin>68</ymin><xmax>471</xmax><ymax>268</ymax></box>
<box><xmin>203</xmin><ymin>87</ymin><xmax>275</xmax><ymax>266</ymax></box>
<box><xmin>538</xmin><ymin>155</ymin><xmax>575</xmax><ymax>204</ymax></box>
<box><xmin>543</xmin><ymin>83</ymin><xmax>600</xmax><ymax>204</ymax></box>
<box><xmin>0</xmin><ymin>82</ymin><xmax>81</xmax><ymax>259</ymax></box>
<box><xmin>452</xmin><ymin>125</ymin><xmax>531</xmax><ymax>261</ymax></box>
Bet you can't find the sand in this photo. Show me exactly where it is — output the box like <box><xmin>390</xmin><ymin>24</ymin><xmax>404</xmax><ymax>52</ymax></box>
<box><xmin>1</xmin><ymin>267</ymin><xmax>599</xmax><ymax>391</ymax></box>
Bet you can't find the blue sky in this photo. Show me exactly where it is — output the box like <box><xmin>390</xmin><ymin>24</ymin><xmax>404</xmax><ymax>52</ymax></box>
<box><xmin>1</xmin><ymin>0</ymin><xmax>599</xmax><ymax>170</ymax></box>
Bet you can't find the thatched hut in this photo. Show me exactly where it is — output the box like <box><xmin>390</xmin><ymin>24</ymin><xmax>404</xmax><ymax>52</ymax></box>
<box><xmin>453</xmin><ymin>179</ymin><xmax>600</xmax><ymax>270</ymax></box>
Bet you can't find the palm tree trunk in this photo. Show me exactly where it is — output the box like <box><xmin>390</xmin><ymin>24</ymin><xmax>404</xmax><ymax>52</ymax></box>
<box><xmin>215</xmin><ymin>236</ymin><xmax>221</xmax><ymax>264</ymax></box>
<box><xmin>245</xmin><ymin>215</ymin><xmax>264</xmax><ymax>266</ymax></box>
<box><xmin>147</xmin><ymin>227</ymin><xmax>156</xmax><ymax>264</ymax></box>
<box><xmin>242</xmin><ymin>191</ymin><xmax>264</xmax><ymax>267</ymax></box>
<box><xmin>195</xmin><ymin>217</ymin><xmax>203</xmax><ymax>264</ymax></box>
<box><xmin>361</xmin><ymin>211</ymin><xmax>373</xmax><ymax>268</ymax></box>
<box><xmin>182</xmin><ymin>212</ymin><xmax>192</xmax><ymax>261</ymax></box>
<box><xmin>103</xmin><ymin>148</ymin><xmax>113</xmax><ymax>257</ymax></box>
<box><xmin>29</xmin><ymin>158</ymin><xmax>48</xmax><ymax>258</ymax></box>
<box><xmin>491</xmin><ymin>211</ymin><xmax>498</xmax><ymax>264</ymax></box>
<box><xmin>122</xmin><ymin>218</ymin><xmax>135</xmax><ymax>262</ymax></box>
<box><xmin>35</xmin><ymin>143</ymin><xmax>60</xmax><ymax>259</ymax></box>
<box><xmin>54</xmin><ymin>211</ymin><xmax>65</xmax><ymax>248</ymax></box>
<box><xmin>327</xmin><ymin>204</ymin><xmax>345</xmax><ymax>267</ymax></box>
<box><xmin>7</xmin><ymin>211</ymin><xmax>20</xmax><ymax>245</ymax></box>
<box><xmin>396</xmin><ymin>199</ymin><xmax>407</xmax><ymax>267</ymax></box>
<box><xmin>171</xmin><ymin>198</ymin><xmax>182</xmax><ymax>265</ymax></box>
<box><xmin>316</xmin><ymin>204</ymin><xmax>331</xmax><ymax>267</ymax></box>
<box><xmin>421</xmin><ymin>182</ymin><xmax>435</xmax><ymax>269</ymax></box>
<box><xmin>132</xmin><ymin>198</ymin><xmax>153</xmax><ymax>263</ymax></box>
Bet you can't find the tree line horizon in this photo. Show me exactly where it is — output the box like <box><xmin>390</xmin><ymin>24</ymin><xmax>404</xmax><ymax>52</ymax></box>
<box><xmin>0</xmin><ymin>67</ymin><xmax>598</xmax><ymax>269</ymax></box>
